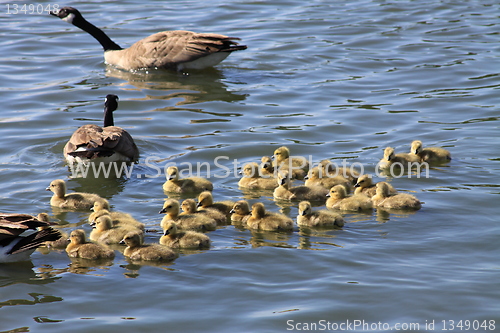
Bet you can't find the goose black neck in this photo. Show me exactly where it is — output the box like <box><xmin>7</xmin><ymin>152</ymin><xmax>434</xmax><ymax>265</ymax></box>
<box><xmin>74</xmin><ymin>17</ymin><xmax>122</xmax><ymax>51</ymax></box>
<box><xmin>103</xmin><ymin>107</ymin><xmax>115</xmax><ymax>127</ymax></box>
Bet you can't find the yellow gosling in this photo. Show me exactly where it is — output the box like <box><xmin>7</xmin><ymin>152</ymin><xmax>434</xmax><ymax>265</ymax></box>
<box><xmin>66</xmin><ymin>229</ymin><xmax>115</xmax><ymax>260</ymax></box>
<box><xmin>238</xmin><ymin>162</ymin><xmax>278</xmax><ymax>190</ymax></box>
<box><xmin>160</xmin><ymin>221</ymin><xmax>211</xmax><ymax>249</ymax></box>
<box><xmin>90</xmin><ymin>199</ymin><xmax>145</xmax><ymax>230</ymax></box>
<box><xmin>260</xmin><ymin>156</ymin><xmax>276</xmax><ymax>177</ymax></box>
<box><xmin>160</xmin><ymin>199</ymin><xmax>216</xmax><ymax>231</ymax></box>
<box><xmin>163</xmin><ymin>166</ymin><xmax>213</xmax><ymax>193</ymax></box>
<box><xmin>180</xmin><ymin>198</ymin><xmax>226</xmax><ymax>225</ymax></box>
<box><xmin>120</xmin><ymin>231</ymin><xmax>177</xmax><ymax>262</ymax></box>
<box><xmin>378</xmin><ymin>147</ymin><xmax>421</xmax><ymax>169</ymax></box>
<box><xmin>36</xmin><ymin>213</ymin><xmax>69</xmax><ymax>249</ymax></box>
<box><xmin>326</xmin><ymin>185</ymin><xmax>373</xmax><ymax>211</ymax></box>
<box><xmin>410</xmin><ymin>140</ymin><xmax>451</xmax><ymax>163</ymax></box>
<box><xmin>354</xmin><ymin>174</ymin><xmax>398</xmax><ymax>197</ymax></box>
<box><xmin>196</xmin><ymin>191</ymin><xmax>234</xmax><ymax>217</ymax></box>
<box><xmin>46</xmin><ymin>179</ymin><xmax>104</xmax><ymax>210</ymax></box>
<box><xmin>297</xmin><ymin>201</ymin><xmax>345</xmax><ymax>228</ymax></box>
<box><xmin>272</xmin><ymin>146</ymin><xmax>309</xmax><ymax>180</ymax></box>
<box><xmin>246</xmin><ymin>203</ymin><xmax>293</xmax><ymax>231</ymax></box>
<box><xmin>273</xmin><ymin>172</ymin><xmax>328</xmax><ymax>202</ymax></box>
<box><xmin>304</xmin><ymin>167</ymin><xmax>353</xmax><ymax>193</ymax></box>
<box><xmin>372</xmin><ymin>182</ymin><xmax>422</xmax><ymax>210</ymax></box>
<box><xmin>229</xmin><ymin>200</ymin><xmax>251</xmax><ymax>223</ymax></box>
<box><xmin>89</xmin><ymin>215</ymin><xmax>142</xmax><ymax>245</ymax></box>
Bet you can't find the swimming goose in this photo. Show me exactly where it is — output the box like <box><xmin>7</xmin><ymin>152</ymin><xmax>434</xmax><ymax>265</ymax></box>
<box><xmin>50</xmin><ymin>7</ymin><xmax>247</xmax><ymax>71</ymax></box>
<box><xmin>238</xmin><ymin>162</ymin><xmax>278</xmax><ymax>190</ymax></box>
<box><xmin>297</xmin><ymin>201</ymin><xmax>345</xmax><ymax>228</ymax></box>
<box><xmin>378</xmin><ymin>147</ymin><xmax>421</xmax><ymax>170</ymax></box>
<box><xmin>180</xmin><ymin>198</ymin><xmax>226</xmax><ymax>225</ymax></box>
<box><xmin>0</xmin><ymin>213</ymin><xmax>62</xmax><ymax>263</ymax></box>
<box><xmin>46</xmin><ymin>179</ymin><xmax>104</xmax><ymax>210</ymax></box>
<box><xmin>354</xmin><ymin>174</ymin><xmax>397</xmax><ymax>197</ymax></box>
<box><xmin>120</xmin><ymin>231</ymin><xmax>177</xmax><ymax>261</ymax></box>
<box><xmin>410</xmin><ymin>140</ymin><xmax>451</xmax><ymax>163</ymax></box>
<box><xmin>273</xmin><ymin>172</ymin><xmax>328</xmax><ymax>202</ymax></box>
<box><xmin>304</xmin><ymin>166</ymin><xmax>353</xmax><ymax>193</ymax></box>
<box><xmin>273</xmin><ymin>146</ymin><xmax>310</xmax><ymax>180</ymax></box>
<box><xmin>160</xmin><ymin>220</ymin><xmax>211</xmax><ymax>249</ymax></box>
<box><xmin>326</xmin><ymin>185</ymin><xmax>373</xmax><ymax>211</ymax></box>
<box><xmin>371</xmin><ymin>182</ymin><xmax>422</xmax><ymax>210</ymax></box>
<box><xmin>89</xmin><ymin>215</ymin><xmax>142</xmax><ymax>245</ymax></box>
<box><xmin>160</xmin><ymin>199</ymin><xmax>216</xmax><ymax>231</ymax></box>
<box><xmin>66</xmin><ymin>229</ymin><xmax>115</xmax><ymax>260</ymax></box>
<box><xmin>196</xmin><ymin>191</ymin><xmax>234</xmax><ymax>217</ymax></box>
<box><xmin>36</xmin><ymin>213</ymin><xmax>69</xmax><ymax>249</ymax></box>
<box><xmin>229</xmin><ymin>200</ymin><xmax>252</xmax><ymax>223</ymax></box>
<box><xmin>89</xmin><ymin>199</ymin><xmax>145</xmax><ymax>230</ymax></box>
<box><xmin>245</xmin><ymin>203</ymin><xmax>294</xmax><ymax>231</ymax></box>
<box><xmin>163</xmin><ymin>166</ymin><xmax>213</xmax><ymax>193</ymax></box>
<box><xmin>63</xmin><ymin>94</ymin><xmax>139</xmax><ymax>164</ymax></box>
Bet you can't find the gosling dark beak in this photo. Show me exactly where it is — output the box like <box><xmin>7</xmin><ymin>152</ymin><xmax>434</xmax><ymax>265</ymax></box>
<box><xmin>163</xmin><ymin>229</ymin><xmax>170</xmax><ymax>236</ymax></box>
<box><xmin>229</xmin><ymin>209</ymin><xmax>235</xmax><ymax>214</ymax></box>
<box><xmin>326</xmin><ymin>193</ymin><xmax>330</xmax><ymax>197</ymax></box>
<box><xmin>159</xmin><ymin>208</ymin><xmax>167</xmax><ymax>214</ymax></box>
<box><xmin>45</xmin><ymin>186</ymin><xmax>51</xmax><ymax>191</ymax></box>
<box><xmin>196</xmin><ymin>202</ymin><xmax>202</xmax><ymax>208</ymax></box>
<box><xmin>354</xmin><ymin>183</ymin><xmax>360</xmax><ymax>188</ymax></box>
<box><xmin>119</xmin><ymin>240</ymin><xmax>126</xmax><ymax>245</ymax></box>
<box><xmin>300</xmin><ymin>210</ymin><xmax>307</xmax><ymax>216</ymax></box>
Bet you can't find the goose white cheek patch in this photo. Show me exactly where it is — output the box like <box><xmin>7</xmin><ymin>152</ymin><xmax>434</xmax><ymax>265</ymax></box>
<box><xmin>62</xmin><ymin>13</ymin><xmax>76</xmax><ymax>24</ymax></box>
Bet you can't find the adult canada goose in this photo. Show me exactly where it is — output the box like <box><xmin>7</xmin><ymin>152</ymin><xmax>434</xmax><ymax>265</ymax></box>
<box><xmin>238</xmin><ymin>162</ymin><xmax>278</xmax><ymax>190</ymax></box>
<box><xmin>378</xmin><ymin>147</ymin><xmax>421</xmax><ymax>170</ymax></box>
<box><xmin>304</xmin><ymin>167</ymin><xmax>353</xmax><ymax>193</ymax></box>
<box><xmin>371</xmin><ymin>182</ymin><xmax>422</xmax><ymax>210</ymax></box>
<box><xmin>326</xmin><ymin>185</ymin><xmax>373</xmax><ymax>211</ymax></box>
<box><xmin>50</xmin><ymin>7</ymin><xmax>247</xmax><ymax>71</ymax></box>
<box><xmin>297</xmin><ymin>201</ymin><xmax>345</xmax><ymax>228</ymax></box>
<box><xmin>229</xmin><ymin>200</ymin><xmax>252</xmax><ymax>223</ymax></box>
<box><xmin>410</xmin><ymin>140</ymin><xmax>451</xmax><ymax>163</ymax></box>
<box><xmin>160</xmin><ymin>221</ymin><xmax>211</xmax><ymax>249</ymax></box>
<box><xmin>272</xmin><ymin>146</ymin><xmax>310</xmax><ymax>180</ymax></box>
<box><xmin>46</xmin><ymin>179</ymin><xmax>104</xmax><ymax>210</ymax></box>
<box><xmin>354</xmin><ymin>174</ymin><xmax>397</xmax><ymax>197</ymax></box>
<box><xmin>66</xmin><ymin>229</ymin><xmax>115</xmax><ymax>260</ymax></box>
<box><xmin>89</xmin><ymin>215</ymin><xmax>142</xmax><ymax>245</ymax></box>
<box><xmin>245</xmin><ymin>203</ymin><xmax>294</xmax><ymax>231</ymax></box>
<box><xmin>89</xmin><ymin>199</ymin><xmax>145</xmax><ymax>230</ymax></box>
<box><xmin>180</xmin><ymin>199</ymin><xmax>226</xmax><ymax>225</ymax></box>
<box><xmin>63</xmin><ymin>94</ymin><xmax>139</xmax><ymax>164</ymax></box>
<box><xmin>273</xmin><ymin>172</ymin><xmax>328</xmax><ymax>202</ymax></box>
<box><xmin>163</xmin><ymin>166</ymin><xmax>213</xmax><ymax>193</ymax></box>
<box><xmin>120</xmin><ymin>231</ymin><xmax>177</xmax><ymax>261</ymax></box>
<box><xmin>0</xmin><ymin>213</ymin><xmax>62</xmax><ymax>263</ymax></box>
<box><xmin>160</xmin><ymin>199</ymin><xmax>217</xmax><ymax>231</ymax></box>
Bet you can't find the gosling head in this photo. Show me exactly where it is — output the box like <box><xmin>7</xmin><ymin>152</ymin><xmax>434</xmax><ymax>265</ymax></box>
<box><xmin>37</xmin><ymin>213</ymin><xmax>50</xmax><ymax>222</ymax></box>
<box><xmin>383</xmin><ymin>147</ymin><xmax>395</xmax><ymax>161</ymax></box>
<box><xmin>277</xmin><ymin>171</ymin><xmax>291</xmax><ymax>187</ymax></box>
<box><xmin>240</xmin><ymin>162</ymin><xmax>259</xmax><ymax>178</ymax></box>
<box><xmin>46</xmin><ymin>179</ymin><xmax>66</xmax><ymax>197</ymax></box>
<box><xmin>159</xmin><ymin>199</ymin><xmax>180</xmax><ymax>215</ymax></box>
<box><xmin>92</xmin><ymin>199</ymin><xmax>110</xmax><ymax>212</ymax></box>
<box><xmin>411</xmin><ymin>140</ymin><xmax>423</xmax><ymax>154</ymax></box>
<box><xmin>69</xmin><ymin>229</ymin><xmax>87</xmax><ymax>245</ymax></box>
<box><xmin>354</xmin><ymin>174</ymin><xmax>373</xmax><ymax>188</ymax></box>
<box><xmin>327</xmin><ymin>185</ymin><xmax>348</xmax><ymax>199</ymax></box>
<box><xmin>93</xmin><ymin>215</ymin><xmax>113</xmax><ymax>231</ymax></box>
<box><xmin>251</xmin><ymin>202</ymin><xmax>267</xmax><ymax>218</ymax></box>
<box><xmin>197</xmin><ymin>191</ymin><xmax>214</xmax><ymax>208</ymax></box>
<box><xmin>120</xmin><ymin>231</ymin><xmax>143</xmax><ymax>247</ymax></box>
<box><xmin>230</xmin><ymin>200</ymin><xmax>250</xmax><ymax>215</ymax></box>
<box><xmin>375</xmin><ymin>182</ymin><xmax>391</xmax><ymax>197</ymax></box>
<box><xmin>298</xmin><ymin>201</ymin><xmax>312</xmax><ymax>216</ymax></box>
<box><xmin>181</xmin><ymin>199</ymin><xmax>197</xmax><ymax>214</ymax></box>
<box><xmin>273</xmin><ymin>146</ymin><xmax>291</xmax><ymax>163</ymax></box>
<box><xmin>166</xmin><ymin>166</ymin><xmax>180</xmax><ymax>181</ymax></box>
<box><xmin>162</xmin><ymin>220</ymin><xmax>179</xmax><ymax>236</ymax></box>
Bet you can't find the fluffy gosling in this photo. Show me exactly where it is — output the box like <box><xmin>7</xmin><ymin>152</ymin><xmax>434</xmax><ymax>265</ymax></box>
<box><xmin>163</xmin><ymin>166</ymin><xmax>213</xmax><ymax>193</ymax></box>
<box><xmin>238</xmin><ymin>162</ymin><xmax>277</xmax><ymax>190</ymax></box>
<box><xmin>180</xmin><ymin>198</ymin><xmax>226</xmax><ymax>225</ymax></box>
<box><xmin>272</xmin><ymin>146</ymin><xmax>310</xmax><ymax>180</ymax></box>
<box><xmin>37</xmin><ymin>213</ymin><xmax>69</xmax><ymax>249</ymax></box>
<box><xmin>354</xmin><ymin>174</ymin><xmax>398</xmax><ymax>197</ymax></box>
<box><xmin>89</xmin><ymin>215</ymin><xmax>142</xmax><ymax>245</ymax></box>
<box><xmin>66</xmin><ymin>229</ymin><xmax>115</xmax><ymax>260</ymax></box>
<box><xmin>371</xmin><ymin>182</ymin><xmax>422</xmax><ymax>210</ymax></box>
<box><xmin>160</xmin><ymin>199</ymin><xmax>216</xmax><ymax>231</ymax></box>
<box><xmin>378</xmin><ymin>147</ymin><xmax>421</xmax><ymax>170</ymax></box>
<box><xmin>246</xmin><ymin>203</ymin><xmax>294</xmax><ymax>231</ymax></box>
<box><xmin>326</xmin><ymin>185</ymin><xmax>373</xmax><ymax>211</ymax></box>
<box><xmin>46</xmin><ymin>179</ymin><xmax>104</xmax><ymax>210</ymax></box>
<box><xmin>229</xmin><ymin>200</ymin><xmax>252</xmax><ymax>223</ymax></box>
<box><xmin>120</xmin><ymin>231</ymin><xmax>177</xmax><ymax>261</ymax></box>
<box><xmin>273</xmin><ymin>172</ymin><xmax>328</xmax><ymax>202</ymax></box>
<box><xmin>410</xmin><ymin>140</ymin><xmax>451</xmax><ymax>163</ymax></box>
<box><xmin>89</xmin><ymin>199</ymin><xmax>145</xmax><ymax>230</ymax></box>
<box><xmin>196</xmin><ymin>191</ymin><xmax>234</xmax><ymax>217</ymax></box>
<box><xmin>160</xmin><ymin>221</ymin><xmax>211</xmax><ymax>249</ymax></box>
<box><xmin>304</xmin><ymin>166</ymin><xmax>353</xmax><ymax>193</ymax></box>
<box><xmin>297</xmin><ymin>201</ymin><xmax>345</xmax><ymax>228</ymax></box>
